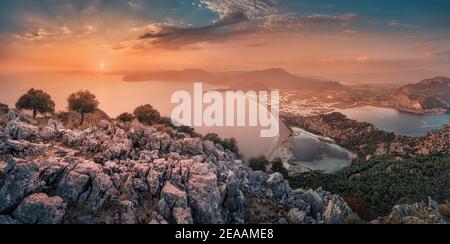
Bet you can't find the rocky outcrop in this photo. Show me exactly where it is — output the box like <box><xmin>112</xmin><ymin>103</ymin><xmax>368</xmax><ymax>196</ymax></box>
<box><xmin>0</xmin><ymin>112</ymin><xmax>355</xmax><ymax>224</ymax></box>
<box><xmin>383</xmin><ymin>198</ymin><xmax>448</xmax><ymax>224</ymax></box>
<box><xmin>389</xmin><ymin>77</ymin><xmax>450</xmax><ymax>115</ymax></box>
<box><xmin>283</xmin><ymin>112</ymin><xmax>450</xmax><ymax>159</ymax></box>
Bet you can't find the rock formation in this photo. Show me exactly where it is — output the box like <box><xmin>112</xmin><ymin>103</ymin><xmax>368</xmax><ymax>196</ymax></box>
<box><xmin>0</xmin><ymin>110</ymin><xmax>354</xmax><ymax>224</ymax></box>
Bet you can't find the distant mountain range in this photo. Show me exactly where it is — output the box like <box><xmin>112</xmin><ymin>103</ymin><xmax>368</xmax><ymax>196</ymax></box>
<box><xmin>122</xmin><ymin>68</ymin><xmax>344</xmax><ymax>91</ymax></box>
<box><xmin>336</xmin><ymin>69</ymin><xmax>449</xmax><ymax>85</ymax></box>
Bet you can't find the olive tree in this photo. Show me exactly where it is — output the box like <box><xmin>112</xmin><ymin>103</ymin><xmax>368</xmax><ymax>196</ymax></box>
<box><xmin>67</xmin><ymin>90</ymin><xmax>99</xmax><ymax>125</ymax></box>
<box><xmin>15</xmin><ymin>88</ymin><xmax>55</xmax><ymax>119</ymax></box>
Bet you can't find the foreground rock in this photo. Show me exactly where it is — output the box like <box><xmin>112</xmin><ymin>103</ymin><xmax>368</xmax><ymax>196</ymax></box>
<box><xmin>382</xmin><ymin>198</ymin><xmax>448</xmax><ymax>224</ymax></box>
<box><xmin>0</xmin><ymin>112</ymin><xmax>354</xmax><ymax>224</ymax></box>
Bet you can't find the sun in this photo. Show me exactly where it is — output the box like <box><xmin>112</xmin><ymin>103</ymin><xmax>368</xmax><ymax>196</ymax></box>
<box><xmin>99</xmin><ymin>63</ymin><xmax>106</xmax><ymax>69</ymax></box>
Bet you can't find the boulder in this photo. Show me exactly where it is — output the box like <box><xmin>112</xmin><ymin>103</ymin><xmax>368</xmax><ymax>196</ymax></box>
<box><xmin>3</xmin><ymin>120</ymin><xmax>39</xmax><ymax>141</ymax></box>
<box><xmin>0</xmin><ymin>159</ymin><xmax>44</xmax><ymax>213</ymax></box>
<box><xmin>12</xmin><ymin>193</ymin><xmax>66</xmax><ymax>224</ymax></box>
<box><xmin>323</xmin><ymin>195</ymin><xmax>353</xmax><ymax>224</ymax></box>
<box><xmin>267</xmin><ymin>173</ymin><xmax>291</xmax><ymax>202</ymax></box>
<box><xmin>302</xmin><ymin>190</ymin><xmax>324</xmax><ymax>217</ymax></box>
<box><xmin>187</xmin><ymin>162</ymin><xmax>223</xmax><ymax>224</ymax></box>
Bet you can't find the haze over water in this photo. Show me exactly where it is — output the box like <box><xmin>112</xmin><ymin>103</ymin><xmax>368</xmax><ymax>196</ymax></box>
<box><xmin>0</xmin><ymin>73</ymin><xmax>278</xmax><ymax>159</ymax></box>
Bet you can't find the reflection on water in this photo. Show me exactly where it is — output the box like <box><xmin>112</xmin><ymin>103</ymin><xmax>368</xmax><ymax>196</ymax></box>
<box><xmin>337</xmin><ymin>106</ymin><xmax>450</xmax><ymax>137</ymax></box>
<box><xmin>291</xmin><ymin>128</ymin><xmax>352</xmax><ymax>174</ymax></box>
<box><xmin>0</xmin><ymin>73</ymin><xmax>277</xmax><ymax>158</ymax></box>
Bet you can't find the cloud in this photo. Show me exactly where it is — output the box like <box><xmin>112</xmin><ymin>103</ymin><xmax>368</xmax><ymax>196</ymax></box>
<box><xmin>434</xmin><ymin>50</ymin><xmax>450</xmax><ymax>58</ymax></box>
<box><xmin>263</xmin><ymin>13</ymin><xmax>362</xmax><ymax>30</ymax></box>
<box><xmin>199</xmin><ymin>0</ymin><xmax>278</xmax><ymax>19</ymax></box>
<box><xmin>137</xmin><ymin>11</ymin><xmax>254</xmax><ymax>49</ymax></box>
<box><xmin>17</xmin><ymin>28</ymin><xmax>55</xmax><ymax>41</ymax></box>
<box><xmin>389</xmin><ymin>20</ymin><xmax>420</xmax><ymax>29</ymax></box>
<box><xmin>136</xmin><ymin>8</ymin><xmax>362</xmax><ymax>50</ymax></box>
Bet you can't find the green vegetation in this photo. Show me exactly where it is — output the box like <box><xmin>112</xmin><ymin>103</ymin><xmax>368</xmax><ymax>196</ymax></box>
<box><xmin>133</xmin><ymin>104</ymin><xmax>161</xmax><ymax>125</ymax></box>
<box><xmin>0</xmin><ymin>103</ymin><xmax>8</xmax><ymax>114</ymax></box>
<box><xmin>68</xmin><ymin>90</ymin><xmax>100</xmax><ymax>125</ymax></box>
<box><xmin>202</xmin><ymin>133</ymin><xmax>240</xmax><ymax>155</ymax></box>
<box><xmin>288</xmin><ymin>155</ymin><xmax>450</xmax><ymax>217</ymax></box>
<box><xmin>55</xmin><ymin>111</ymin><xmax>70</xmax><ymax>124</ymax></box>
<box><xmin>248</xmin><ymin>156</ymin><xmax>269</xmax><ymax>171</ymax></box>
<box><xmin>248</xmin><ymin>156</ymin><xmax>289</xmax><ymax>175</ymax></box>
<box><xmin>15</xmin><ymin>88</ymin><xmax>55</xmax><ymax>119</ymax></box>
<box><xmin>116</xmin><ymin>112</ymin><xmax>134</xmax><ymax>122</ymax></box>
<box><xmin>271</xmin><ymin>158</ymin><xmax>289</xmax><ymax>178</ymax></box>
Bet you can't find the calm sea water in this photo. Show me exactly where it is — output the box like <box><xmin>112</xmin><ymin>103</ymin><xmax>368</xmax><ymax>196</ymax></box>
<box><xmin>0</xmin><ymin>73</ymin><xmax>278</xmax><ymax>159</ymax></box>
<box><xmin>337</xmin><ymin>106</ymin><xmax>450</xmax><ymax>137</ymax></box>
<box><xmin>291</xmin><ymin>128</ymin><xmax>352</xmax><ymax>173</ymax></box>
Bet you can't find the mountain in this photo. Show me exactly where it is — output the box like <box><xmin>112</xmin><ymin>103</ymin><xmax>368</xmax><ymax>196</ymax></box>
<box><xmin>336</xmin><ymin>69</ymin><xmax>449</xmax><ymax>84</ymax></box>
<box><xmin>389</xmin><ymin>77</ymin><xmax>450</xmax><ymax>115</ymax></box>
<box><xmin>215</xmin><ymin>68</ymin><xmax>344</xmax><ymax>90</ymax></box>
<box><xmin>123</xmin><ymin>69</ymin><xmax>218</xmax><ymax>82</ymax></box>
<box><xmin>123</xmin><ymin>68</ymin><xmax>344</xmax><ymax>91</ymax></box>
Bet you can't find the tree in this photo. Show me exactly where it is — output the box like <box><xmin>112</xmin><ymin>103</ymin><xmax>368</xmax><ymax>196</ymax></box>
<box><xmin>15</xmin><ymin>88</ymin><xmax>55</xmax><ymax>119</ymax></box>
<box><xmin>67</xmin><ymin>90</ymin><xmax>99</xmax><ymax>125</ymax></box>
<box><xmin>117</xmin><ymin>112</ymin><xmax>134</xmax><ymax>122</ymax></box>
<box><xmin>133</xmin><ymin>104</ymin><xmax>161</xmax><ymax>125</ymax></box>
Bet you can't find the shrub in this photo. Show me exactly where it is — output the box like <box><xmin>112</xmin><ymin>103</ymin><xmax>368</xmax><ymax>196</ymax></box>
<box><xmin>55</xmin><ymin>111</ymin><xmax>70</xmax><ymax>124</ymax></box>
<box><xmin>439</xmin><ymin>202</ymin><xmax>450</xmax><ymax>220</ymax></box>
<box><xmin>158</xmin><ymin>117</ymin><xmax>175</xmax><ymax>128</ymax></box>
<box><xmin>68</xmin><ymin>90</ymin><xmax>99</xmax><ymax>125</ymax></box>
<box><xmin>203</xmin><ymin>133</ymin><xmax>239</xmax><ymax>155</ymax></box>
<box><xmin>117</xmin><ymin>112</ymin><xmax>134</xmax><ymax>122</ymax></box>
<box><xmin>154</xmin><ymin>124</ymin><xmax>173</xmax><ymax>135</ymax></box>
<box><xmin>16</xmin><ymin>89</ymin><xmax>55</xmax><ymax>119</ymax></box>
<box><xmin>133</xmin><ymin>104</ymin><xmax>161</xmax><ymax>125</ymax></box>
<box><xmin>0</xmin><ymin>103</ymin><xmax>8</xmax><ymax>114</ymax></box>
<box><xmin>249</xmin><ymin>156</ymin><xmax>269</xmax><ymax>172</ymax></box>
<box><xmin>271</xmin><ymin>159</ymin><xmax>289</xmax><ymax>178</ymax></box>
<box><xmin>203</xmin><ymin>133</ymin><xmax>222</xmax><ymax>144</ymax></box>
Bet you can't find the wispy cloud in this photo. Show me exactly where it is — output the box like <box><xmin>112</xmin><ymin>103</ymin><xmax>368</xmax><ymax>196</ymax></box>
<box><xmin>389</xmin><ymin>20</ymin><xmax>420</xmax><ymax>29</ymax></box>
<box><xmin>199</xmin><ymin>0</ymin><xmax>278</xmax><ymax>19</ymax></box>
<box><xmin>262</xmin><ymin>13</ymin><xmax>362</xmax><ymax>30</ymax></box>
<box><xmin>135</xmin><ymin>0</ymin><xmax>361</xmax><ymax>50</ymax></box>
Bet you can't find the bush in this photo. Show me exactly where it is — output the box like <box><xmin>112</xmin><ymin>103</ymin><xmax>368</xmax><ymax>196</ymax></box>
<box><xmin>271</xmin><ymin>159</ymin><xmax>289</xmax><ymax>178</ymax></box>
<box><xmin>154</xmin><ymin>124</ymin><xmax>174</xmax><ymax>135</ymax></box>
<box><xmin>158</xmin><ymin>117</ymin><xmax>175</xmax><ymax>128</ymax></box>
<box><xmin>117</xmin><ymin>112</ymin><xmax>134</xmax><ymax>122</ymax></box>
<box><xmin>16</xmin><ymin>89</ymin><xmax>55</xmax><ymax>119</ymax></box>
<box><xmin>439</xmin><ymin>202</ymin><xmax>450</xmax><ymax>220</ymax></box>
<box><xmin>203</xmin><ymin>133</ymin><xmax>222</xmax><ymax>144</ymax></box>
<box><xmin>68</xmin><ymin>90</ymin><xmax>99</xmax><ymax>125</ymax></box>
<box><xmin>176</xmin><ymin>125</ymin><xmax>201</xmax><ymax>138</ymax></box>
<box><xmin>56</xmin><ymin>111</ymin><xmax>70</xmax><ymax>124</ymax></box>
<box><xmin>249</xmin><ymin>156</ymin><xmax>269</xmax><ymax>172</ymax></box>
<box><xmin>133</xmin><ymin>104</ymin><xmax>161</xmax><ymax>125</ymax></box>
<box><xmin>203</xmin><ymin>133</ymin><xmax>239</xmax><ymax>155</ymax></box>
<box><xmin>0</xmin><ymin>103</ymin><xmax>9</xmax><ymax>114</ymax></box>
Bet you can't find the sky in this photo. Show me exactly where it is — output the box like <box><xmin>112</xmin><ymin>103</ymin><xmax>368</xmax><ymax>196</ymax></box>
<box><xmin>1</xmin><ymin>0</ymin><xmax>450</xmax><ymax>77</ymax></box>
